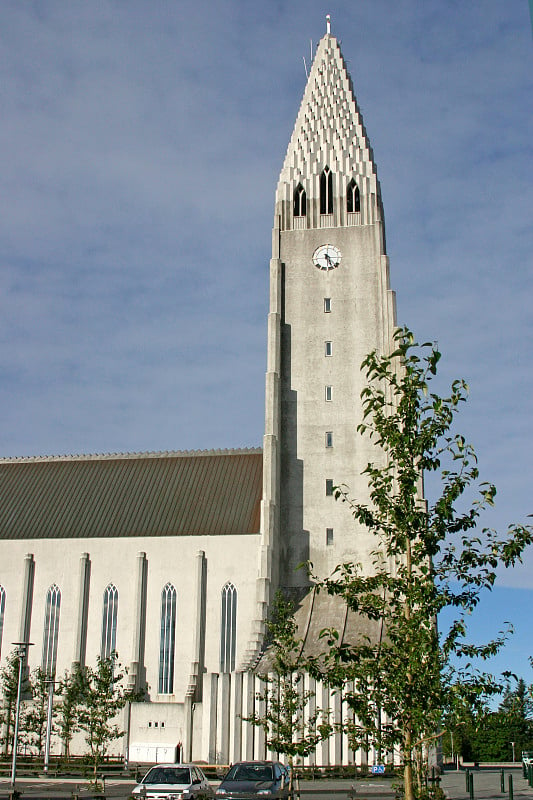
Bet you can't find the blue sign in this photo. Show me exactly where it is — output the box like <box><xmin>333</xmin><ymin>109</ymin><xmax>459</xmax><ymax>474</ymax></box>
<box><xmin>372</xmin><ymin>765</ymin><xmax>385</xmax><ymax>774</ymax></box>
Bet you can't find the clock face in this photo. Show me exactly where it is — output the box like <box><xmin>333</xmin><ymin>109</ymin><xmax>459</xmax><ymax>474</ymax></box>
<box><xmin>313</xmin><ymin>244</ymin><xmax>342</xmax><ymax>271</ymax></box>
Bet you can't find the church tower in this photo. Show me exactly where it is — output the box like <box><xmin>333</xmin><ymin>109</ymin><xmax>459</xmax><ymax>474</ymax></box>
<box><xmin>260</xmin><ymin>19</ymin><xmax>397</xmax><ymax>608</ymax></box>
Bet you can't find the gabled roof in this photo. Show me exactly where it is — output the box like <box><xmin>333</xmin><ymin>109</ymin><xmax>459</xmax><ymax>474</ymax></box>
<box><xmin>0</xmin><ymin>448</ymin><xmax>262</xmax><ymax>539</ymax></box>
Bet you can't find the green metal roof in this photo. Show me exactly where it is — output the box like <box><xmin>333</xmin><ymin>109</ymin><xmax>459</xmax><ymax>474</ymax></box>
<box><xmin>0</xmin><ymin>449</ymin><xmax>262</xmax><ymax>539</ymax></box>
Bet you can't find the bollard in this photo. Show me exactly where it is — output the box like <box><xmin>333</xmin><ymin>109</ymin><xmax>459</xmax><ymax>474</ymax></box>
<box><xmin>469</xmin><ymin>770</ymin><xmax>474</xmax><ymax>800</ymax></box>
<box><xmin>500</xmin><ymin>768</ymin><xmax>505</xmax><ymax>793</ymax></box>
<box><xmin>508</xmin><ymin>773</ymin><xmax>513</xmax><ymax>800</ymax></box>
<box><xmin>465</xmin><ymin>769</ymin><xmax>470</xmax><ymax>791</ymax></box>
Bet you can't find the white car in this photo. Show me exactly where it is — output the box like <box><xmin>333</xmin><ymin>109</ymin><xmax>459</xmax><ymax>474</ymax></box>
<box><xmin>132</xmin><ymin>764</ymin><xmax>214</xmax><ymax>800</ymax></box>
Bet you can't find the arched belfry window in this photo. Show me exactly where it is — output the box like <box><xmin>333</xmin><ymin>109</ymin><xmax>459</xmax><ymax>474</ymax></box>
<box><xmin>320</xmin><ymin>167</ymin><xmax>333</xmax><ymax>215</ymax></box>
<box><xmin>159</xmin><ymin>583</ymin><xmax>176</xmax><ymax>694</ymax></box>
<box><xmin>220</xmin><ymin>582</ymin><xmax>237</xmax><ymax>673</ymax></box>
<box><xmin>0</xmin><ymin>586</ymin><xmax>5</xmax><ymax>659</ymax></box>
<box><xmin>293</xmin><ymin>183</ymin><xmax>306</xmax><ymax>217</ymax></box>
<box><xmin>347</xmin><ymin>178</ymin><xmax>360</xmax><ymax>213</ymax></box>
<box><xmin>101</xmin><ymin>584</ymin><xmax>118</xmax><ymax>660</ymax></box>
<box><xmin>42</xmin><ymin>584</ymin><xmax>61</xmax><ymax>676</ymax></box>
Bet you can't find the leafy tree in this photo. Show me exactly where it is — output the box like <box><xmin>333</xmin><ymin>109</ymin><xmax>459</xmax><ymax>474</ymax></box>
<box><xmin>247</xmin><ymin>592</ymin><xmax>331</xmax><ymax>786</ymax></box>
<box><xmin>24</xmin><ymin>667</ymin><xmax>53</xmax><ymax>756</ymax></box>
<box><xmin>77</xmin><ymin>654</ymin><xmax>137</xmax><ymax>787</ymax></box>
<box><xmin>0</xmin><ymin>650</ymin><xmax>26</xmax><ymax>757</ymax></box>
<box><xmin>308</xmin><ymin>328</ymin><xmax>532</xmax><ymax>800</ymax></box>
<box><xmin>56</xmin><ymin>666</ymin><xmax>84</xmax><ymax>761</ymax></box>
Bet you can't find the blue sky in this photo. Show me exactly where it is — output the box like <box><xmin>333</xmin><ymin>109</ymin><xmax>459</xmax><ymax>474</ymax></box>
<box><xmin>1</xmin><ymin>3</ymin><xmax>532</xmax><ymax>683</ymax></box>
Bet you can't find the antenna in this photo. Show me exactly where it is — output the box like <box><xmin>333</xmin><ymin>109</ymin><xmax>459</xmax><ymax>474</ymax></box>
<box><xmin>326</xmin><ymin>14</ymin><xmax>331</xmax><ymax>34</ymax></box>
<box><xmin>303</xmin><ymin>56</ymin><xmax>308</xmax><ymax>79</ymax></box>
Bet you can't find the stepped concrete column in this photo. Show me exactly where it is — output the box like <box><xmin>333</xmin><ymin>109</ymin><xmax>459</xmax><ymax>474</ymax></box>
<box><xmin>128</xmin><ymin>552</ymin><xmax>147</xmax><ymax>692</ymax></box>
<box><xmin>72</xmin><ymin>552</ymin><xmax>91</xmax><ymax>670</ymax></box>
<box><xmin>18</xmin><ymin>553</ymin><xmax>35</xmax><ymax>681</ymax></box>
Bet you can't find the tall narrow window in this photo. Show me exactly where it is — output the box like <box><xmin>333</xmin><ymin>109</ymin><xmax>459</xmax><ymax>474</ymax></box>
<box><xmin>42</xmin><ymin>584</ymin><xmax>61</xmax><ymax>676</ymax></box>
<box><xmin>101</xmin><ymin>584</ymin><xmax>118</xmax><ymax>660</ymax></box>
<box><xmin>0</xmin><ymin>586</ymin><xmax>5</xmax><ymax>659</ymax></box>
<box><xmin>159</xmin><ymin>583</ymin><xmax>177</xmax><ymax>694</ymax></box>
<box><xmin>347</xmin><ymin>178</ymin><xmax>360</xmax><ymax>213</ymax></box>
<box><xmin>324</xmin><ymin>297</ymin><xmax>331</xmax><ymax>313</ymax></box>
<box><xmin>293</xmin><ymin>183</ymin><xmax>307</xmax><ymax>217</ymax></box>
<box><xmin>326</xmin><ymin>479</ymin><xmax>334</xmax><ymax>496</ymax></box>
<box><xmin>320</xmin><ymin>167</ymin><xmax>333</xmax><ymax>214</ymax></box>
<box><xmin>220</xmin><ymin>582</ymin><xmax>237</xmax><ymax>673</ymax></box>
<box><xmin>325</xmin><ymin>341</ymin><xmax>332</xmax><ymax>356</ymax></box>
<box><xmin>325</xmin><ymin>431</ymin><xmax>333</xmax><ymax>448</ymax></box>
<box><xmin>325</xmin><ymin>385</ymin><xmax>332</xmax><ymax>401</ymax></box>
<box><xmin>326</xmin><ymin>528</ymin><xmax>334</xmax><ymax>546</ymax></box>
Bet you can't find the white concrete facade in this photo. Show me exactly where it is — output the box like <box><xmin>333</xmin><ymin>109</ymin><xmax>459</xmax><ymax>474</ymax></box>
<box><xmin>0</xmin><ymin>27</ymin><xmax>397</xmax><ymax>766</ymax></box>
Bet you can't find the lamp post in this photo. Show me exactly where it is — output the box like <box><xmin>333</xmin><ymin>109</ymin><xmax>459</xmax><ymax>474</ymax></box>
<box><xmin>43</xmin><ymin>677</ymin><xmax>55</xmax><ymax>774</ymax></box>
<box><xmin>10</xmin><ymin>641</ymin><xmax>34</xmax><ymax>788</ymax></box>
<box><xmin>511</xmin><ymin>741</ymin><xmax>516</xmax><ymax>762</ymax></box>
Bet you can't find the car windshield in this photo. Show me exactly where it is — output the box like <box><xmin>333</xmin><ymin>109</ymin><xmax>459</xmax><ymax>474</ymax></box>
<box><xmin>225</xmin><ymin>765</ymin><xmax>273</xmax><ymax>782</ymax></box>
<box><xmin>144</xmin><ymin>768</ymin><xmax>191</xmax><ymax>785</ymax></box>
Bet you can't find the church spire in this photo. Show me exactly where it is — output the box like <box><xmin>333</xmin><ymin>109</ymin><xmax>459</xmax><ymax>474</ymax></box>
<box><xmin>275</xmin><ymin>27</ymin><xmax>382</xmax><ymax>232</ymax></box>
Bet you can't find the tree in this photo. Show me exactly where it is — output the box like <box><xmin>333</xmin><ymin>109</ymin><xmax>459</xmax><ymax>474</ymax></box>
<box><xmin>0</xmin><ymin>650</ymin><xmax>25</xmax><ymax>757</ymax></box>
<box><xmin>308</xmin><ymin>328</ymin><xmax>532</xmax><ymax>800</ymax></box>
<box><xmin>77</xmin><ymin>654</ymin><xmax>136</xmax><ymax>787</ymax></box>
<box><xmin>56</xmin><ymin>666</ymin><xmax>84</xmax><ymax>761</ymax></box>
<box><xmin>24</xmin><ymin>667</ymin><xmax>53</xmax><ymax>756</ymax></box>
<box><xmin>247</xmin><ymin>592</ymin><xmax>331</xmax><ymax>787</ymax></box>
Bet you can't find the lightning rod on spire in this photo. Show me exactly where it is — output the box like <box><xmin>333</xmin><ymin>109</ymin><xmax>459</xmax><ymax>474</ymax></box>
<box><xmin>326</xmin><ymin>14</ymin><xmax>331</xmax><ymax>34</ymax></box>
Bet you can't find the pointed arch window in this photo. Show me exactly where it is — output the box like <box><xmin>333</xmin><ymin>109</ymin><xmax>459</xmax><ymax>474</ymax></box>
<box><xmin>159</xmin><ymin>583</ymin><xmax>176</xmax><ymax>694</ymax></box>
<box><xmin>320</xmin><ymin>167</ymin><xmax>333</xmax><ymax>215</ymax></box>
<box><xmin>220</xmin><ymin>582</ymin><xmax>237</xmax><ymax>673</ymax></box>
<box><xmin>101</xmin><ymin>584</ymin><xmax>118</xmax><ymax>660</ymax></box>
<box><xmin>347</xmin><ymin>178</ymin><xmax>360</xmax><ymax>213</ymax></box>
<box><xmin>293</xmin><ymin>183</ymin><xmax>307</xmax><ymax>217</ymax></box>
<box><xmin>0</xmin><ymin>586</ymin><xmax>5</xmax><ymax>659</ymax></box>
<box><xmin>42</xmin><ymin>584</ymin><xmax>61</xmax><ymax>676</ymax></box>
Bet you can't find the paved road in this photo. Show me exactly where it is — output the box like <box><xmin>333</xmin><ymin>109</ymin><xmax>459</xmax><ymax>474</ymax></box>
<box><xmin>442</xmin><ymin>769</ymin><xmax>531</xmax><ymax>800</ymax></box>
<box><xmin>0</xmin><ymin>770</ymin><xmax>531</xmax><ymax>800</ymax></box>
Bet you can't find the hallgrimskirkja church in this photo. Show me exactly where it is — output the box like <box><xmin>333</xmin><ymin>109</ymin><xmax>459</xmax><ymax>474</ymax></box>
<box><xmin>0</xmin><ymin>22</ymin><xmax>396</xmax><ymax>766</ymax></box>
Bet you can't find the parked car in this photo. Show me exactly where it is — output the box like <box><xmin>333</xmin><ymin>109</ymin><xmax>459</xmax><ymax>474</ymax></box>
<box><xmin>132</xmin><ymin>764</ymin><xmax>214</xmax><ymax>800</ymax></box>
<box><xmin>215</xmin><ymin>761</ymin><xmax>290</xmax><ymax>799</ymax></box>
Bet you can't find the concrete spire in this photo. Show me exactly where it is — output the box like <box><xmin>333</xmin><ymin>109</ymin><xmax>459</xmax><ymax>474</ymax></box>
<box><xmin>275</xmin><ymin>30</ymin><xmax>380</xmax><ymax>224</ymax></box>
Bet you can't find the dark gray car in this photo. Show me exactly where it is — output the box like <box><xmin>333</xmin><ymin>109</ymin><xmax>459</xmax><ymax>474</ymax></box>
<box><xmin>215</xmin><ymin>762</ymin><xmax>290</xmax><ymax>800</ymax></box>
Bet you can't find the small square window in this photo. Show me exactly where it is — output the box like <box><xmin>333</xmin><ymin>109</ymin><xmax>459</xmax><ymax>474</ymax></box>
<box><xmin>324</xmin><ymin>297</ymin><xmax>331</xmax><ymax>313</ymax></box>
<box><xmin>325</xmin><ymin>431</ymin><xmax>333</xmax><ymax>448</ymax></box>
<box><xmin>161</xmin><ymin>721</ymin><xmax>165</xmax><ymax>728</ymax></box>
<box><xmin>326</xmin><ymin>479</ymin><xmax>334</xmax><ymax>496</ymax></box>
<box><xmin>325</xmin><ymin>385</ymin><xmax>332</xmax><ymax>401</ymax></box>
<box><xmin>154</xmin><ymin>721</ymin><xmax>158</xmax><ymax>728</ymax></box>
<box><xmin>325</xmin><ymin>341</ymin><xmax>332</xmax><ymax>356</ymax></box>
<box><xmin>326</xmin><ymin>528</ymin><xmax>334</xmax><ymax>546</ymax></box>
<box><xmin>148</xmin><ymin>721</ymin><xmax>152</xmax><ymax>728</ymax></box>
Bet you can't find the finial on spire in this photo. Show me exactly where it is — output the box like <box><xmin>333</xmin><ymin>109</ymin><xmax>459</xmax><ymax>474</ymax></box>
<box><xmin>326</xmin><ymin>14</ymin><xmax>331</xmax><ymax>34</ymax></box>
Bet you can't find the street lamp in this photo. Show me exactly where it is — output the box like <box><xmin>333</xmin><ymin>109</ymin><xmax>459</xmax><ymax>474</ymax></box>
<box><xmin>10</xmin><ymin>641</ymin><xmax>34</xmax><ymax>788</ymax></box>
<box><xmin>43</xmin><ymin>677</ymin><xmax>56</xmax><ymax>774</ymax></box>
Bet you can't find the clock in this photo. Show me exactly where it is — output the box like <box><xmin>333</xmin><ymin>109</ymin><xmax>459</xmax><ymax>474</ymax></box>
<box><xmin>313</xmin><ymin>244</ymin><xmax>342</xmax><ymax>271</ymax></box>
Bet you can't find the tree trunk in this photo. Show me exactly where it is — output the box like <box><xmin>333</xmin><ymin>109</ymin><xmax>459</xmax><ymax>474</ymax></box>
<box><xmin>403</xmin><ymin>725</ymin><xmax>415</xmax><ymax>800</ymax></box>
